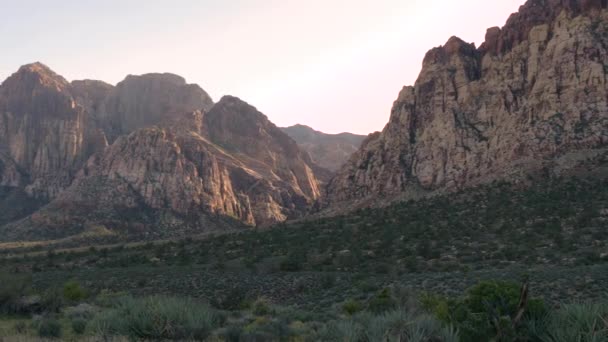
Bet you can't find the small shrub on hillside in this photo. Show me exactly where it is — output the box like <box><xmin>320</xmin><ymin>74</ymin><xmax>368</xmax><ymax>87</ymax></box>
<box><xmin>14</xmin><ymin>321</ymin><xmax>27</xmax><ymax>334</ymax></box>
<box><xmin>34</xmin><ymin>316</ymin><xmax>62</xmax><ymax>338</ymax></box>
<box><xmin>63</xmin><ymin>280</ymin><xmax>87</xmax><ymax>302</ymax></box>
<box><xmin>0</xmin><ymin>274</ymin><xmax>32</xmax><ymax>314</ymax></box>
<box><xmin>318</xmin><ymin>310</ymin><xmax>458</xmax><ymax>342</ymax></box>
<box><xmin>241</xmin><ymin>316</ymin><xmax>293</xmax><ymax>341</ymax></box>
<box><xmin>252</xmin><ymin>297</ymin><xmax>272</xmax><ymax>316</ymax></box>
<box><xmin>71</xmin><ymin>317</ymin><xmax>87</xmax><ymax>335</ymax></box>
<box><xmin>367</xmin><ymin>288</ymin><xmax>397</xmax><ymax>313</ymax></box>
<box><xmin>212</xmin><ymin>286</ymin><xmax>247</xmax><ymax>311</ymax></box>
<box><xmin>342</xmin><ymin>299</ymin><xmax>364</xmax><ymax>315</ymax></box>
<box><xmin>320</xmin><ymin>273</ymin><xmax>336</xmax><ymax>289</ymax></box>
<box><xmin>40</xmin><ymin>287</ymin><xmax>64</xmax><ymax>313</ymax></box>
<box><xmin>280</xmin><ymin>252</ymin><xmax>305</xmax><ymax>272</ymax></box>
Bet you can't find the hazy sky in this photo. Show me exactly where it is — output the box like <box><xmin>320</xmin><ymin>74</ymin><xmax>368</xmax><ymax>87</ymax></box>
<box><xmin>1</xmin><ymin>0</ymin><xmax>523</xmax><ymax>134</ymax></box>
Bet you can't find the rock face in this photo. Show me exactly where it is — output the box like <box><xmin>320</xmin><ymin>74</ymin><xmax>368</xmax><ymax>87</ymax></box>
<box><xmin>0</xmin><ymin>65</ymin><xmax>322</xmax><ymax>240</ymax></box>
<box><xmin>327</xmin><ymin>0</ymin><xmax>608</xmax><ymax>206</ymax></box>
<box><xmin>281</xmin><ymin>124</ymin><xmax>366</xmax><ymax>171</ymax></box>
<box><xmin>97</xmin><ymin>73</ymin><xmax>214</xmax><ymax>142</ymax></box>
<box><xmin>0</xmin><ymin>63</ymin><xmax>98</xmax><ymax>200</ymax></box>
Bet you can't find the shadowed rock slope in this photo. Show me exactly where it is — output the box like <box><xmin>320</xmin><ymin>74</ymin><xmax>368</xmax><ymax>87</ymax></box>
<box><xmin>281</xmin><ymin>124</ymin><xmax>366</xmax><ymax>172</ymax></box>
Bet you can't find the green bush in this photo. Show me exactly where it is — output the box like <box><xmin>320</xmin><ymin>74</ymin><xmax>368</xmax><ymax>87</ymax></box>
<box><xmin>422</xmin><ymin>280</ymin><xmax>546</xmax><ymax>341</ymax></box>
<box><xmin>252</xmin><ymin>297</ymin><xmax>272</xmax><ymax>316</ymax></box>
<box><xmin>342</xmin><ymin>299</ymin><xmax>364</xmax><ymax>316</ymax></box>
<box><xmin>90</xmin><ymin>295</ymin><xmax>217</xmax><ymax>340</ymax></box>
<box><xmin>63</xmin><ymin>280</ymin><xmax>87</xmax><ymax>302</ymax></box>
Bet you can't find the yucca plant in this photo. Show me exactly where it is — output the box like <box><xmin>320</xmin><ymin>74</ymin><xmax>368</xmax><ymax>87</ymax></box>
<box><xmin>535</xmin><ymin>303</ymin><xmax>608</xmax><ymax>342</ymax></box>
<box><xmin>90</xmin><ymin>295</ymin><xmax>218</xmax><ymax>340</ymax></box>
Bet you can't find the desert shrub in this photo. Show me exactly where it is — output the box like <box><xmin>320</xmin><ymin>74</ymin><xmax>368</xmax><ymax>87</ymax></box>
<box><xmin>65</xmin><ymin>303</ymin><xmax>97</xmax><ymax>320</ymax></box>
<box><xmin>320</xmin><ymin>273</ymin><xmax>336</xmax><ymax>289</ymax></box>
<box><xmin>342</xmin><ymin>299</ymin><xmax>364</xmax><ymax>315</ymax></box>
<box><xmin>423</xmin><ymin>280</ymin><xmax>546</xmax><ymax>341</ymax></box>
<box><xmin>360</xmin><ymin>310</ymin><xmax>458</xmax><ymax>342</ymax></box>
<box><xmin>0</xmin><ymin>273</ymin><xmax>32</xmax><ymax>314</ymax></box>
<box><xmin>367</xmin><ymin>288</ymin><xmax>397</xmax><ymax>313</ymax></box>
<box><xmin>13</xmin><ymin>321</ymin><xmax>27</xmax><ymax>334</ymax></box>
<box><xmin>63</xmin><ymin>280</ymin><xmax>87</xmax><ymax>302</ymax></box>
<box><xmin>90</xmin><ymin>295</ymin><xmax>217</xmax><ymax>340</ymax></box>
<box><xmin>317</xmin><ymin>309</ymin><xmax>458</xmax><ymax>342</ymax></box>
<box><xmin>241</xmin><ymin>316</ymin><xmax>292</xmax><ymax>341</ymax></box>
<box><xmin>34</xmin><ymin>316</ymin><xmax>62</xmax><ymax>338</ymax></box>
<box><xmin>212</xmin><ymin>286</ymin><xmax>247</xmax><ymax>310</ymax></box>
<box><xmin>279</xmin><ymin>251</ymin><xmax>304</xmax><ymax>271</ymax></box>
<box><xmin>71</xmin><ymin>317</ymin><xmax>87</xmax><ymax>334</ymax></box>
<box><xmin>316</xmin><ymin>319</ymin><xmax>363</xmax><ymax>342</ymax></box>
<box><xmin>217</xmin><ymin>325</ymin><xmax>243</xmax><ymax>342</ymax></box>
<box><xmin>252</xmin><ymin>297</ymin><xmax>272</xmax><ymax>316</ymax></box>
<box><xmin>40</xmin><ymin>287</ymin><xmax>64</xmax><ymax>313</ymax></box>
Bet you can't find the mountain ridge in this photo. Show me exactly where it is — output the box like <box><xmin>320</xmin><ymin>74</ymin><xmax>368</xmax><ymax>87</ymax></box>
<box><xmin>281</xmin><ymin>124</ymin><xmax>366</xmax><ymax>171</ymax></box>
<box><xmin>326</xmin><ymin>0</ymin><xmax>608</xmax><ymax>208</ymax></box>
<box><xmin>0</xmin><ymin>64</ymin><xmax>327</xmax><ymax>241</ymax></box>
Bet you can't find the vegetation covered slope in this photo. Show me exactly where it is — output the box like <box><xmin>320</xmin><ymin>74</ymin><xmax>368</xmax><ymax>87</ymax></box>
<box><xmin>1</xmin><ymin>174</ymin><xmax>608</xmax><ymax>340</ymax></box>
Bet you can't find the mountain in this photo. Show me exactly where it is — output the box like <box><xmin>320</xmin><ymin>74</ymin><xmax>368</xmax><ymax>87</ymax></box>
<box><xmin>281</xmin><ymin>124</ymin><xmax>366</xmax><ymax>171</ymax></box>
<box><xmin>0</xmin><ymin>63</ymin><xmax>105</xmax><ymax>200</ymax></box>
<box><xmin>96</xmin><ymin>73</ymin><xmax>214</xmax><ymax>143</ymax></box>
<box><xmin>327</xmin><ymin>0</ymin><xmax>608</xmax><ymax>208</ymax></box>
<box><xmin>0</xmin><ymin>64</ymin><xmax>322</xmax><ymax>241</ymax></box>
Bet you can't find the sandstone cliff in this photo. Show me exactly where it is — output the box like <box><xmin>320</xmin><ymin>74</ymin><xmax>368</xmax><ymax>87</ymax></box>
<box><xmin>281</xmin><ymin>124</ymin><xmax>366</xmax><ymax>171</ymax></box>
<box><xmin>0</xmin><ymin>63</ymin><xmax>99</xmax><ymax>200</ymax></box>
<box><xmin>97</xmin><ymin>73</ymin><xmax>214</xmax><ymax>143</ymax></box>
<box><xmin>327</xmin><ymin>0</ymin><xmax>608</xmax><ymax>206</ymax></box>
<box><xmin>0</xmin><ymin>65</ymin><xmax>323</xmax><ymax>240</ymax></box>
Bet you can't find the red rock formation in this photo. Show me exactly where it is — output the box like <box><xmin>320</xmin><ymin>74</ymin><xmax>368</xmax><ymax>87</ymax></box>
<box><xmin>0</xmin><ymin>67</ymin><xmax>323</xmax><ymax>240</ymax></box>
<box><xmin>327</xmin><ymin>0</ymin><xmax>608</xmax><ymax>207</ymax></box>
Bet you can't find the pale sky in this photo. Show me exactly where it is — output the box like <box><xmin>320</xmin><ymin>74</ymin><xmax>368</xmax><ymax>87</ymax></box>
<box><xmin>0</xmin><ymin>0</ymin><xmax>524</xmax><ymax>134</ymax></box>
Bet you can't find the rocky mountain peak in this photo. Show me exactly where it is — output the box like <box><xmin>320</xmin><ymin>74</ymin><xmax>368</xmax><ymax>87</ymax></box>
<box><xmin>205</xmin><ymin>95</ymin><xmax>300</xmax><ymax>158</ymax></box>
<box><xmin>11</xmin><ymin>62</ymin><xmax>69</xmax><ymax>89</ymax></box>
<box><xmin>0</xmin><ymin>63</ymin><xmax>329</xmax><ymax>239</ymax></box>
<box><xmin>327</xmin><ymin>0</ymin><xmax>608</xmax><ymax>208</ymax></box>
<box><xmin>480</xmin><ymin>0</ymin><xmax>607</xmax><ymax>55</ymax></box>
<box><xmin>97</xmin><ymin>72</ymin><xmax>214</xmax><ymax>142</ymax></box>
<box><xmin>123</xmin><ymin>72</ymin><xmax>187</xmax><ymax>86</ymax></box>
<box><xmin>0</xmin><ymin>62</ymin><xmax>73</xmax><ymax>116</ymax></box>
<box><xmin>423</xmin><ymin>36</ymin><xmax>478</xmax><ymax>66</ymax></box>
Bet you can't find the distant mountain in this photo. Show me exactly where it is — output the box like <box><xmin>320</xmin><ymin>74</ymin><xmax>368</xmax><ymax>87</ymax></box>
<box><xmin>0</xmin><ymin>63</ymin><xmax>322</xmax><ymax>241</ymax></box>
<box><xmin>327</xmin><ymin>0</ymin><xmax>608</xmax><ymax>207</ymax></box>
<box><xmin>281</xmin><ymin>124</ymin><xmax>366</xmax><ymax>171</ymax></box>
